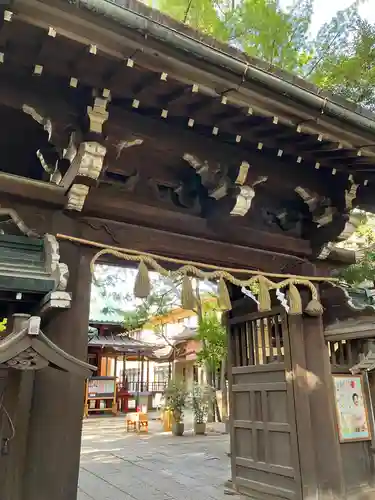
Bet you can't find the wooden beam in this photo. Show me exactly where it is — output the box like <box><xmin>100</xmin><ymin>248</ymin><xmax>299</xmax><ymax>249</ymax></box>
<box><xmin>83</xmin><ymin>192</ymin><xmax>311</xmax><ymax>257</ymax></box>
<box><xmin>77</xmin><ymin>216</ymin><xmax>307</xmax><ymax>273</ymax></box>
<box><xmin>0</xmin><ymin>172</ymin><xmax>65</xmax><ymax>205</ymax></box>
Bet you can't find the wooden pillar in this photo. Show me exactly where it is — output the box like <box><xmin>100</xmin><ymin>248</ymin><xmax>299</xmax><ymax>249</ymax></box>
<box><xmin>286</xmin><ymin>315</ymin><xmax>318</xmax><ymax>498</ymax></box>
<box><xmin>136</xmin><ymin>351</ymin><xmax>141</xmax><ymax>407</ymax></box>
<box><xmin>122</xmin><ymin>356</ymin><xmax>126</xmax><ymax>388</ymax></box>
<box><xmin>22</xmin><ymin>243</ymin><xmax>92</xmax><ymax>500</ymax></box>
<box><xmin>225</xmin><ymin>310</ymin><xmax>237</xmax><ymax>487</ymax></box>
<box><xmin>146</xmin><ymin>359</ymin><xmax>150</xmax><ymax>391</ymax></box>
<box><xmin>0</xmin><ymin>315</ymin><xmax>35</xmax><ymax>500</ymax></box>
<box><xmin>140</xmin><ymin>356</ymin><xmax>144</xmax><ymax>392</ymax></box>
<box><xmin>303</xmin><ymin>312</ymin><xmax>345</xmax><ymax>498</ymax></box>
<box><xmin>97</xmin><ymin>352</ymin><xmax>102</xmax><ymax>376</ymax></box>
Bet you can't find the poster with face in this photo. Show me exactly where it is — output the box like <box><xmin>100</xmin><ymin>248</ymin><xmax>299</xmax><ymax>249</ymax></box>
<box><xmin>333</xmin><ymin>375</ymin><xmax>371</xmax><ymax>443</ymax></box>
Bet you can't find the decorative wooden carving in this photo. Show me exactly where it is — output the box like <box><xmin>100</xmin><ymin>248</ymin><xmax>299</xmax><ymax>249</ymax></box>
<box><xmin>36</xmin><ymin>149</ymin><xmax>59</xmax><ymax>179</ymax></box>
<box><xmin>6</xmin><ymin>347</ymin><xmax>49</xmax><ymax>370</ymax></box>
<box><xmin>0</xmin><ymin>315</ymin><xmax>96</xmax><ymax>376</ymax></box>
<box><xmin>57</xmin><ymin>263</ymin><xmax>69</xmax><ymax>291</ymax></box>
<box><xmin>294</xmin><ymin>187</ymin><xmax>318</xmax><ymax>211</ymax></box>
<box><xmin>115</xmin><ymin>138</ymin><xmax>143</xmax><ymax>159</ymax></box>
<box><xmin>0</xmin><ymin>207</ymin><xmax>39</xmax><ymax>237</ymax></box>
<box><xmin>73</xmin><ymin>142</ymin><xmax>106</xmax><ymax>181</ymax></box>
<box><xmin>230</xmin><ymin>176</ymin><xmax>267</xmax><ymax>217</ymax></box>
<box><xmin>295</xmin><ymin>186</ymin><xmax>334</xmax><ymax>227</ymax></box>
<box><xmin>43</xmin><ymin>234</ymin><xmax>70</xmax><ymax>291</ymax></box>
<box><xmin>337</xmin><ymin>212</ymin><xmax>362</xmax><ymax>241</ymax></box>
<box><xmin>295</xmin><ymin>183</ymin><xmax>361</xmax><ymax>260</ymax></box>
<box><xmin>310</xmin><ymin>212</ymin><xmax>349</xmax><ymax>259</ymax></box>
<box><xmin>183</xmin><ymin>153</ymin><xmax>230</xmax><ymax>200</ymax></box>
<box><xmin>66</xmin><ymin>184</ymin><xmax>90</xmax><ymax>212</ymax></box>
<box><xmin>234</xmin><ymin>161</ymin><xmax>250</xmax><ymax>186</ymax></box>
<box><xmin>86</xmin><ymin>91</ymin><xmax>110</xmax><ymax>135</ymax></box>
<box><xmin>63</xmin><ymin>131</ymin><xmax>78</xmax><ymax>163</ymax></box>
<box><xmin>183</xmin><ymin>154</ymin><xmax>267</xmax><ymax>217</ymax></box>
<box><xmin>22</xmin><ymin>104</ymin><xmax>52</xmax><ymax>139</ymax></box>
<box><xmin>21</xmin><ymin>104</ymin><xmax>64</xmax><ymax>183</ymax></box>
<box><xmin>66</xmin><ymin>142</ymin><xmax>106</xmax><ymax>211</ymax></box>
<box><xmin>316</xmin><ymin>242</ymin><xmax>335</xmax><ymax>260</ymax></box>
<box><xmin>39</xmin><ymin>290</ymin><xmax>72</xmax><ymax>315</ymax></box>
<box><xmin>345</xmin><ymin>180</ymin><xmax>359</xmax><ymax>210</ymax></box>
<box><xmin>44</xmin><ymin>234</ymin><xmax>60</xmax><ymax>274</ymax></box>
<box><xmin>314</xmin><ymin>205</ymin><xmax>335</xmax><ymax>227</ymax></box>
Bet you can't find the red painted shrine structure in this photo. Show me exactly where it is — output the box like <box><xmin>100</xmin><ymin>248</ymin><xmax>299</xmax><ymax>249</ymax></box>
<box><xmin>0</xmin><ymin>1</ymin><xmax>375</xmax><ymax>499</ymax></box>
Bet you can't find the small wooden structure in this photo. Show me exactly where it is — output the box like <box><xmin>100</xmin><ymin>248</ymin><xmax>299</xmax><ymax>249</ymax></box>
<box><xmin>0</xmin><ymin>1</ymin><xmax>375</xmax><ymax>499</ymax></box>
<box><xmin>87</xmin><ymin>333</ymin><xmax>156</xmax><ymax>413</ymax></box>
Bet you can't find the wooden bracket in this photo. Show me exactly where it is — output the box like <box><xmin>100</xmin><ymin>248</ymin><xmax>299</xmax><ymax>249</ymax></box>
<box><xmin>65</xmin><ymin>142</ymin><xmax>106</xmax><ymax>211</ymax></box>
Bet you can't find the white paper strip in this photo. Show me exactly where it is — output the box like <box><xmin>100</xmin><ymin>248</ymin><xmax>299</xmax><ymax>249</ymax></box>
<box><xmin>241</xmin><ymin>286</ymin><xmax>260</xmax><ymax>305</ymax></box>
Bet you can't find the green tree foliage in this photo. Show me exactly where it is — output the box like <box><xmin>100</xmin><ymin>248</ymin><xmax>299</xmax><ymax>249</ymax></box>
<box><xmin>339</xmin><ymin>213</ymin><xmax>375</xmax><ymax>286</ymax></box>
<box><xmin>154</xmin><ymin>0</ymin><xmax>374</xmax><ymax>107</ymax></box>
<box><xmin>311</xmin><ymin>18</ymin><xmax>375</xmax><ymax>107</ymax></box>
<box><xmin>92</xmin><ymin>264</ymin><xmax>182</xmax><ymax>332</ymax></box>
<box><xmin>196</xmin><ymin>311</ymin><xmax>227</xmax><ymax>373</ymax></box>
<box><xmin>123</xmin><ymin>275</ymin><xmax>182</xmax><ymax>333</ymax></box>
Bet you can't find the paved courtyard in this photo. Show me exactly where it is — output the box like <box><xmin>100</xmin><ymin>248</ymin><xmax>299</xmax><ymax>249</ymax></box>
<box><xmin>78</xmin><ymin>416</ymin><xmax>238</xmax><ymax>500</ymax></box>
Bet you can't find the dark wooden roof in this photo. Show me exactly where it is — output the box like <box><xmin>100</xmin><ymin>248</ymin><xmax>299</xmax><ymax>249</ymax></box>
<box><xmin>0</xmin><ymin>1</ymin><xmax>373</xmax><ymax>182</ymax></box>
<box><xmin>88</xmin><ymin>335</ymin><xmax>156</xmax><ymax>354</ymax></box>
<box><xmin>76</xmin><ymin>0</ymin><xmax>375</xmax><ymax>125</ymax></box>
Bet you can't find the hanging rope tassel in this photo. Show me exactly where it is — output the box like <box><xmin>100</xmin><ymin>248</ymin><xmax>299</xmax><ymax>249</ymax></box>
<box><xmin>288</xmin><ymin>283</ymin><xmax>302</xmax><ymax>315</ymax></box>
<box><xmin>134</xmin><ymin>260</ymin><xmax>151</xmax><ymax>298</ymax></box>
<box><xmin>258</xmin><ymin>276</ymin><xmax>271</xmax><ymax>312</ymax></box>
<box><xmin>181</xmin><ymin>275</ymin><xmax>196</xmax><ymax>311</ymax></box>
<box><xmin>305</xmin><ymin>285</ymin><xmax>324</xmax><ymax>316</ymax></box>
<box><xmin>218</xmin><ymin>278</ymin><xmax>232</xmax><ymax>311</ymax></box>
<box><xmin>305</xmin><ymin>298</ymin><xmax>324</xmax><ymax>316</ymax></box>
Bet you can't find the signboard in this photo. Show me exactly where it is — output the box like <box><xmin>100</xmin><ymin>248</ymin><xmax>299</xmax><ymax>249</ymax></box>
<box><xmin>128</xmin><ymin>398</ymin><xmax>136</xmax><ymax>409</ymax></box>
<box><xmin>333</xmin><ymin>375</ymin><xmax>371</xmax><ymax>443</ymax></box>
<box><xmin>87</xmin><ymin>377</ymin><xmax>116</xmax><ymax>398</ymax></box>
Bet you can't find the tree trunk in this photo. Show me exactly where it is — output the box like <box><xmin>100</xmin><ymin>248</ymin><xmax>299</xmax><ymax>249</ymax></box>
<box><xmin>214</xmin><ymin>394</ymin><xmax>221</xmax><ymax>422</ymax></box>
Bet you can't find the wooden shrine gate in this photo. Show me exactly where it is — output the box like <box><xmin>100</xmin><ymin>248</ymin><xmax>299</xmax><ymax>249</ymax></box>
<box><xmin>228</xmin><ymin>306</ymin><xmax>302</xmax><ymax>500</ymax></box>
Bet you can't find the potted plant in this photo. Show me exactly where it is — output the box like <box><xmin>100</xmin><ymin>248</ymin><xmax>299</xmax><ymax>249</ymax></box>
<box><xmin>192</xmin><ymin>383</ymin><xmax>213</xmax><ymax>435</ymax></box>
<box><xmin>164</xmin><ymin>379</ymin><xmax>187</xmax><ymax>436</ymax></box>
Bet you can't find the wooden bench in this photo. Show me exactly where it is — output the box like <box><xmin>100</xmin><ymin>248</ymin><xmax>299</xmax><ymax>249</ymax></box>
<box><xmin>126</xmin><ymin>412</ymin><xmax>149</xmax><ymax>433</ymax></box>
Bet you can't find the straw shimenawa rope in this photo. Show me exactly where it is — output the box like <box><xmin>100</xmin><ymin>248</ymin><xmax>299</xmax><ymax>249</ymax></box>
<box><xmin>56</xmin><ymin>234</ymin><xmax>333</xmax><ymax>316</ymax></box>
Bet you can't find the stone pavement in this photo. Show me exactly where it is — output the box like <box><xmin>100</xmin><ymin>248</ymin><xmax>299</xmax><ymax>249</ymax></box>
<box><xmin>78</xmin><ymin>416</ymin><xmax>239</xmax><ymax>500</ymax></box>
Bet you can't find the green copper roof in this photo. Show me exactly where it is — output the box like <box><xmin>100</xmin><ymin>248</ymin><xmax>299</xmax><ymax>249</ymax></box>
<box><xmin>0</xmin><ymin>234</ymin><xmax>56</xmax><ymax>294</ymax></box>
<box><xmin>345</xmin><ymin>286</ymin><xmax>375</xmax><ymax>310</ymax></box>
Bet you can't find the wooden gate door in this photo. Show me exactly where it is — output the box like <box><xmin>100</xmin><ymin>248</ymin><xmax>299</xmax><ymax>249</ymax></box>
<box><xmin>228</xmin><ymin>306</ymin><xmax>302</xmax><ymax>500</ymax></box>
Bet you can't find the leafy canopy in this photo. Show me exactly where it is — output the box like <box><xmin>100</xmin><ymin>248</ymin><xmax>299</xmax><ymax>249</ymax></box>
<box><xmin>339</xmin><ymin>212</ymin><xmax>375</xmax><ymax>286</ymax></box>
<box><xmin>0</xmin><ymin>318</ymin><xmax>6</xmax><ymax>333</ymax></box>
<box><xmin>91</xmin><ymin>265</ymin><xmax>182</xmax><ymax>331</ymax></box>
<box><xmin>152</xmin><ymin>0</ymin><xmax>375</xmax><ymax>107</ymax></box>
<box><xmin>196</xmin><ymin>311</ymin><xmax>227</xmax><ymax>372</ymax></box>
